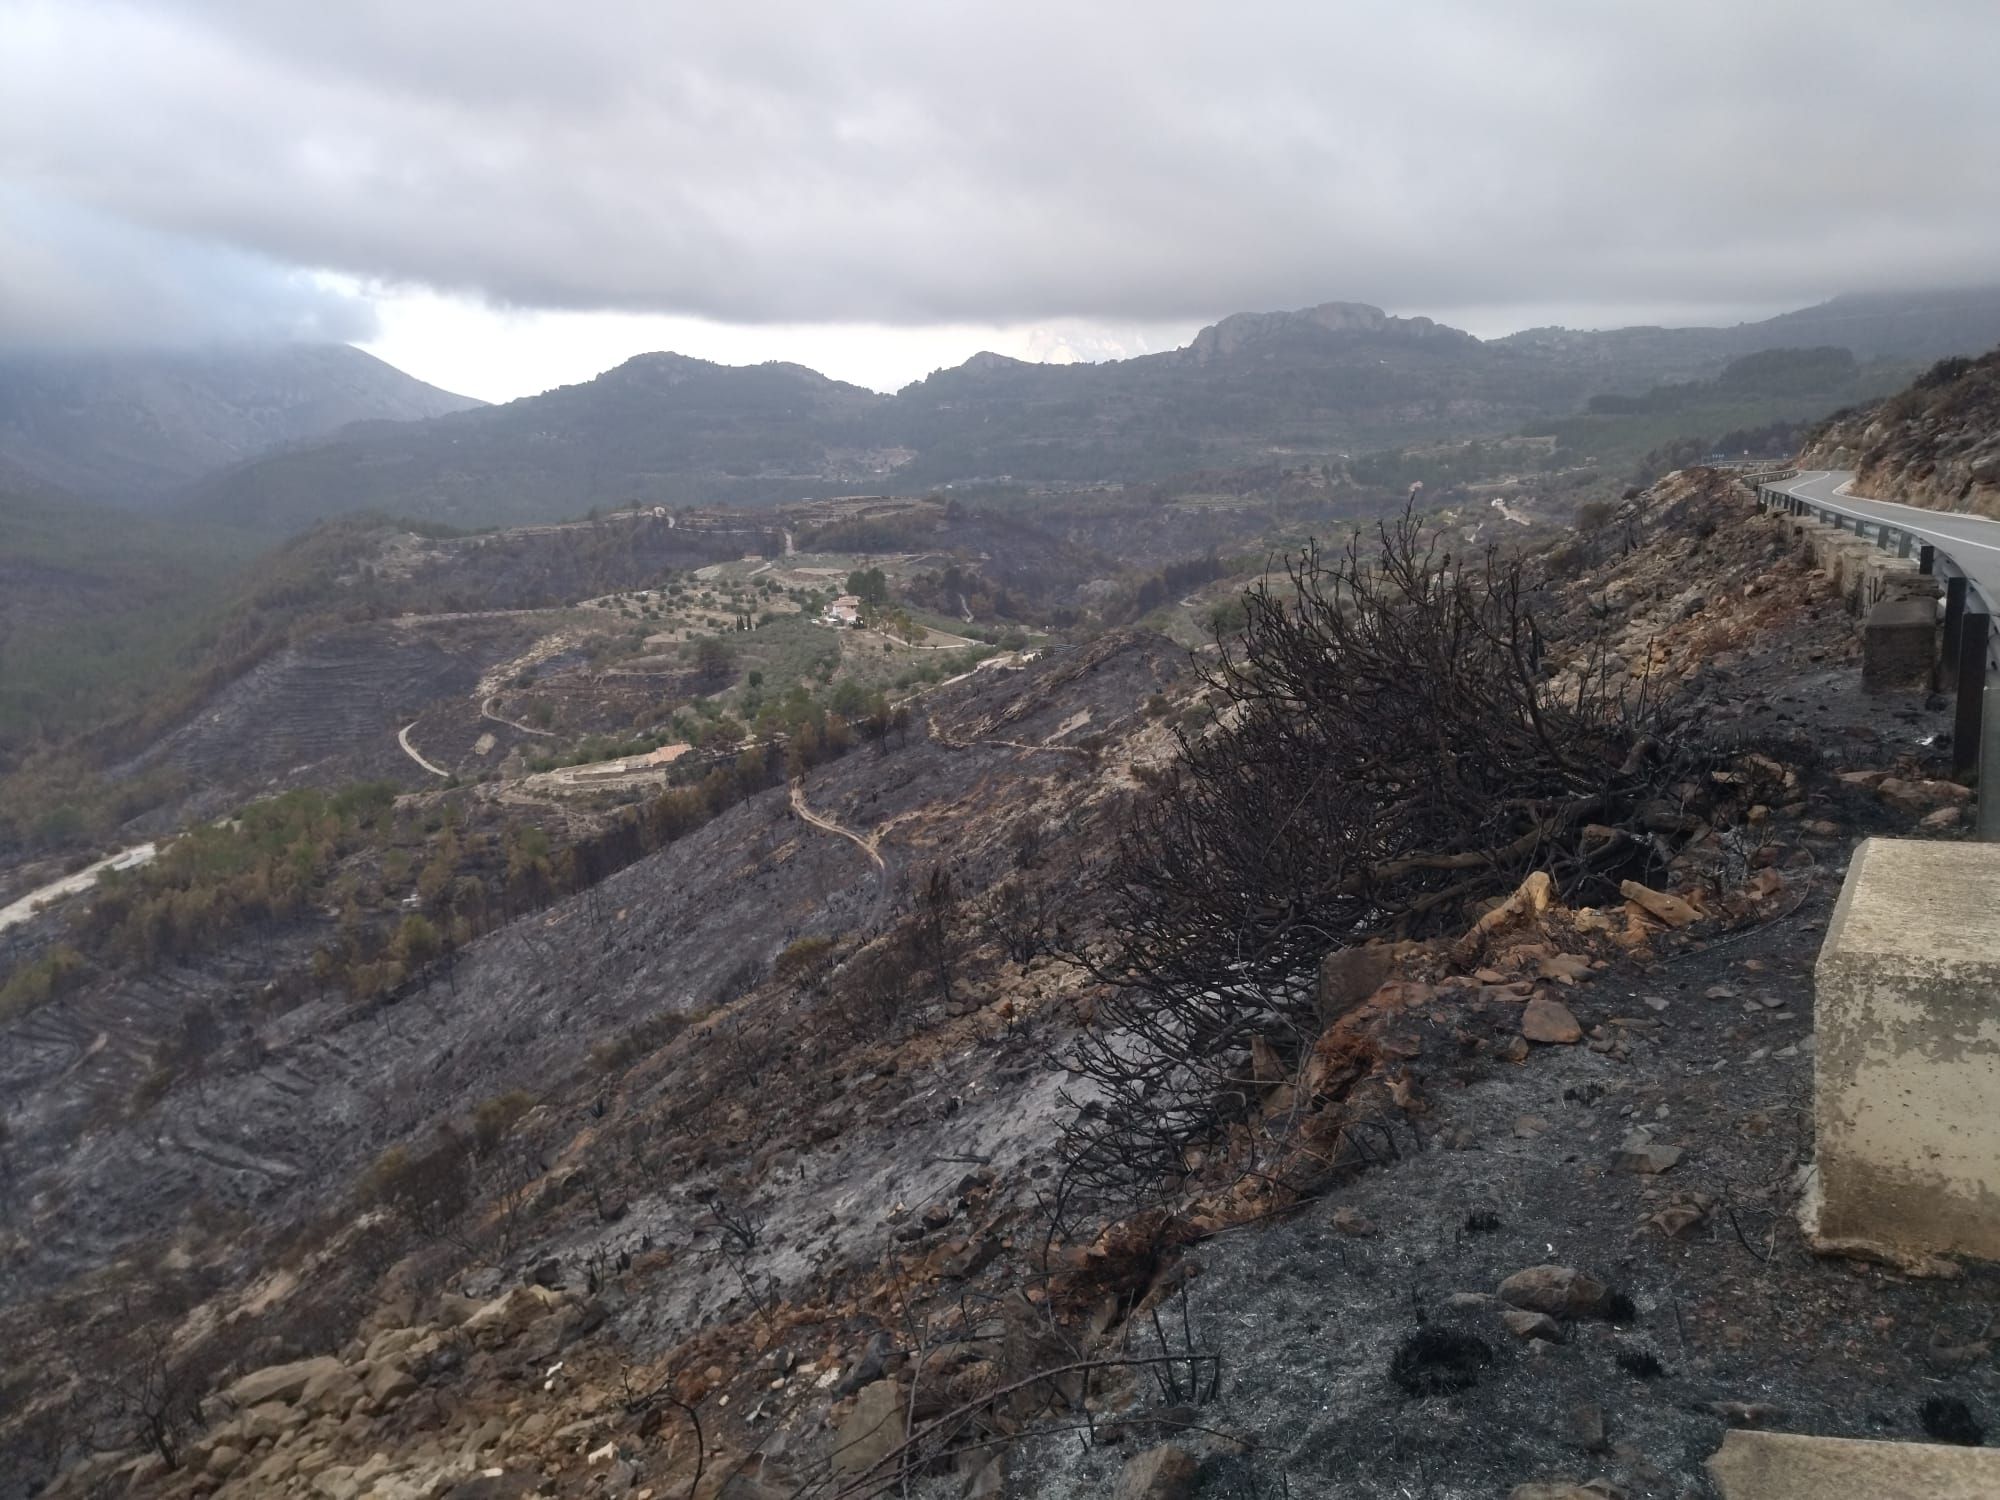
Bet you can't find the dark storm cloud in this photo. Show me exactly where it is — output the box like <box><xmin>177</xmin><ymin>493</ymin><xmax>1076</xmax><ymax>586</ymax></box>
<box><xmin>3</xmin><ymin>0</ymin><xmax>1998</xmax><ymax>339</ymax></box>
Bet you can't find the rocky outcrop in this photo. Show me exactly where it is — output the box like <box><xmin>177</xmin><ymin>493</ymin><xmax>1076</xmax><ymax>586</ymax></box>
<box><xmin>1801</xmin><ymin>349</ymin><xmax>2000</xmax><ymax>517</ymax></box>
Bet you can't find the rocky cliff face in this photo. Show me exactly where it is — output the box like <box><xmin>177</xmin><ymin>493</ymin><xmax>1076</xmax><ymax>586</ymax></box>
<box><xmin>1801</xmin><ymin>349</ymin><xmax>2000</xmax><ymax>517</ymax></box>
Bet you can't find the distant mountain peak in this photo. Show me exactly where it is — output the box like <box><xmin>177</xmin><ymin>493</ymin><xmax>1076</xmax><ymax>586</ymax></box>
<box><xmin>0</xmin><ymin>341</ymin><xmax>480</xmax><ymax>503</ymax></box>
<box><xmin>1181</xmin><ymin>301</ymin><xmax>1472</xmax><ymax>361</ymax></box>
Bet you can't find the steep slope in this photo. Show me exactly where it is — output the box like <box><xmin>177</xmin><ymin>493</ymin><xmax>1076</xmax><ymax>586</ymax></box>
<box><xmin>0</xmin><ymin>342</ymin><xmax>481</xmax><ymax>504</ymax></box>
<box><xmin>1802</xmin><ymin>347</ymin><xmax>2000</xmax><ymax>517</ymax></box>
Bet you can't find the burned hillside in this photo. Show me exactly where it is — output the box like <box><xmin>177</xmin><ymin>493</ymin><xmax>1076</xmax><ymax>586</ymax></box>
<box><xmin>2</xmin><ymin>469</ymin><xmax>1993</xmax><ymax>1500</ymax></box>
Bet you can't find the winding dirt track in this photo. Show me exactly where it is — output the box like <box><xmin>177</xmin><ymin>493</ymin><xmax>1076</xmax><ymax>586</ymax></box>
<box><xmin>397</xmin><ymin>722</ymin><xmax>451</xmax><ymax>778</ymax></box>
<box><xmin>788</xmin><ymin>782</ymin><xmax>884</xmax><ymax>870</ymax></box>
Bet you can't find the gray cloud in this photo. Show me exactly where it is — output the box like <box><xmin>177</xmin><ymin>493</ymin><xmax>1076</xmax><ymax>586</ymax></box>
<box><xmin>3</xmin><ymin>0</ymin><xmax>1998</xmax><ymax>342</ymax></box>
<box><xmin>0</xmin><ymin>187</ymin><xmax>376</xmax><ymax>347</ymax></box>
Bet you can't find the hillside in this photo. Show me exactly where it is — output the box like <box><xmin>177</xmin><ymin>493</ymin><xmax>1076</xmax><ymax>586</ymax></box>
<box><xmin>1802</xmin><ymin>348</ymin><xmax>2000</xmax><ymax>517</ymax></box>
<box><xmin>0</xmin><ymin>343</ymin><xmax>481</xmax><ymax>504</ymax></box>
<box><xmin>3</xmin><ymin>470</ymin><xmax>1993</xmax><ymax>1499</ymax></box>
<box><xmin>0</xmin><ymin>477</ymin><xmax>260</xmax><ymax>754</ymax></box>
<box><xmin>186</xmin><ymin>352</ymin><xmax>890</xmax><ymax>532</ymax></box>
<box><xmin>179</xmin><ymin>290</ymin><xmax>2000</xmax><ymax>536</ymax></box>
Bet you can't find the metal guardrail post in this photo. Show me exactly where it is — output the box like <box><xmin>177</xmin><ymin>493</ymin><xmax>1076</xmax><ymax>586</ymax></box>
<box><xmin>1953</xmin><ymin>610</ymin><xmax>1990</xmax><ymax>780</ymax></box>
<box><xmin>1920</xmin><ymin>544</ymin><xmax>1936</xmax><ymax>575</ymax></box>
<box><xmin>1944</xmin><ymin>577</ymin><xmax>1968</xmax><ymax>677</ymax></box>
<box><xmin>1982</xmin><ymin>682</ymin><xmax>2000</xmax><ymax>842</ymax></box>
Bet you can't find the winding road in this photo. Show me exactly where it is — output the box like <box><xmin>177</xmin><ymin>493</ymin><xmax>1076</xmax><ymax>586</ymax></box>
<box><xmin>1765</xmin><ymin>470</ymin><xmax>2000</xmax><ymax>604</ymax></box>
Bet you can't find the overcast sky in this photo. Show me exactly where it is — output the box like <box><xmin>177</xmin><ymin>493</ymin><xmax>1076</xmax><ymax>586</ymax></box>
<box><xmin>4</xmin><ymin>0</ymin><xmax>1998</xmax><ymax>399</ymax></box>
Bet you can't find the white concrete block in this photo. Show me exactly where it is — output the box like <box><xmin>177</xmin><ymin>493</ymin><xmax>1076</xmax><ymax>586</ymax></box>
<box><xmin>1813</xmin><ymin>837</ymin><xmax>2000</xmax><ymax>1262</ymax></box>
<box><xmin>1709</xmin><ymin>1430</ymin><xmax>2000</xmax><ymax>1498</ymax></box>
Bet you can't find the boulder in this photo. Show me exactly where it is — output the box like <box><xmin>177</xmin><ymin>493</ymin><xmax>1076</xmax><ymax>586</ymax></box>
<box><xmin>833</xmin><ymin>1379</ymin><xmax>906</xmax><ymax>1479</ymax></box>
<box><xmin>300</xmin><ymin>1363</ymin><xmax>363</xmax><ymax>1417</ymax></box>
<box><xmin>1521</xmin><ymin>996</ymin><xmax>1582</xmax><ymax>1045</ymax></box>
<box><xmin>225</xmin><ymin>1355</ymin><xmax>345</xmax><ymax>1410</ymax></box>
<box><xmin>1115</xmin><ymin>1444</ymin><xmax>1200</xmax><ymax>1500</ymax></box>
<box><xmin>1502</xmin><ymin>1309</ymin><xmax>1563</xmax><ymax>1343</ymax></box>
<box><xmin>366</xmin><ymin>1358</ymin><xmax>419</xmax><ymax>1406</ymax></box>
<box><xmin>1498</xmin><ymin>1265</ymin><xmax>1614</xmax><ymax>1319</ymax></box>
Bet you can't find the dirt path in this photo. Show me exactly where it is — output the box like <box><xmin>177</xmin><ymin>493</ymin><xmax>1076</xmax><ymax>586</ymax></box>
<box><xmin>397</xmin><ymin>722</ymin><xmax>451</xmax><ymax>778</ymax></box>
<box><xmin>788</xmin><ymin>782</ymin><xmax>884</xmax><ymax>870</ymax></box>
<box><xmin>480</xmin><ymin>694</ymin><xmax>555</xmax><ymax>737</ymax></box>
<box><xmin>0</xmin><ymin>844</ymin><xmax>158</xmax><ymax>934</ymax></box>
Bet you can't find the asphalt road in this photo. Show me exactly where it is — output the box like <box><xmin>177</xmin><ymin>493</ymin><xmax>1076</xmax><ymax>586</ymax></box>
<box><xmin>1766</xmin><ymin>469</ymin><xmax>2000</xmax><ymax>608</ymax></box>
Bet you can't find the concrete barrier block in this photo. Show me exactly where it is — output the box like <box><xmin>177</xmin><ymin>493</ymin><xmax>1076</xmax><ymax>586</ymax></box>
<box><xmin>1812</xmin><ymin>838</ymin><xmax>2000</xmax><ymax>1262</ymax></box>
<box><xmin>1708</xmin><ymin>1430</ymin><xmax>2000</xmax><ymax>1498</ymax></box>
<box><xmin>1862</xmin><ymin>598</ymin><xmax>1937</xmax><ymax>691</ymax></box>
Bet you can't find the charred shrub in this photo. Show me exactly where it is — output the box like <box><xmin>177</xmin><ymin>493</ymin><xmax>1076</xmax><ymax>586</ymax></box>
<box><xmin>1389</xmin><ymin>1327</ymin><xmax>1493</xmax><ymax>1397</ymax></box>
<box><xmin>1059</xmin><ymin>515</ymin><xmax>1699</xmax><ymax>1202</ymax></box>
<box><xmin>1616</xmin><ymin>1347</ymin><xmax>1665</xmax><ymax>1379</ymax></box>
<box><xmin>1463</xmin><ymin>1210</ymin><xmax>1501</xmax><ymax>1234</ymax></box>
<box><xmin>1920</xmin><ymin>1394</ymin><xmax>1985</xmax><ymax>1446</ymax></box>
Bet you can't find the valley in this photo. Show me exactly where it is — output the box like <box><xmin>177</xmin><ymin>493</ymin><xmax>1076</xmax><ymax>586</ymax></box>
<box><xmin>5</xmin><ymin>314</ymin><xmax>2000</xmax><ymax>1500</ymax></box>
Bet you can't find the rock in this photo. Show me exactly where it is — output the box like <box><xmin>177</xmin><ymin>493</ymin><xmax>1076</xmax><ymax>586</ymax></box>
<box><xmin>1879</xmin><ymin>777</ymin><xmax>1973</xmax><ymax>814</ymax></box>
<box><xmin>1649</xmin><ymin>1203</ymin><xmax>1708</xmax><ymax>1238</ymax></box>
<box><xmin>242</xmin><ymin>1399</ymin><xmax>304</xmax><ymax>1444</ymax></box>
<box><xmin>365</xmin><ymin>1326</ymin><xmax>425</xmax><ymax>1363</ymax></box>
<box><xmin>205</xmin><ymin>1445</ymin><xmax>245</xmax><ymax>1477</ymax></box>
<box><xmin>1613</xmin><ymin>1131</ymin><xmax>1682</xmax><ymax>1174</ymax></box>
<box><xmin>1503</xmin><ymin>1309</ymin><xmax>1564</xmax><ymax>1343</ymax></box>
<box><xmin>1508</xmin><ymin>1484</ymin><xmax>1624</xmax><ymax>1500</ymax></box>
<box><xmin>1498</xmin><ymin>1265</ymin><xmax>1614</xmax><ymax>1319</ymax></box>
<box><xmin>366</xmin><ymin>1359</ymin><xmax>419</xmax><ymax>1405</ymax></box>
<box><xmin>1329</xmin><ymin>1206</ymin><xmax>1375</xmax><ymax>1237</ymax></box>
<box><xmin>837</xmin><ymin>1332</ymin><xmax>891</xmax><ymax>1396</ymax></box>
<box><xmin>1923</xmin><ymin>805</ymin><xmax>1965</xmax><ymax>829</ymax></box>
<box><xmin>530</xmin><ymin>1257</ymin><xmax>564</xmax><ymax>1288</ymax></box>
<box><xmin>1514</xmin><ymin>1115</ymin><xmax>1550</xmax><ymax>1138</ymax></box>
<box><xmin>1115</xmin><ymin>1443</ymin><xmax>1200</xmax><ymax>1500</ymax></box>
<box><xmin>1522</xmin><ymin>995</ymin><xmax>1582</xmax><ymax>1045</ymax></box>
<box><xmin>833</xmin><ymin>1379</ymin><xmax>906</xmax><ymax>1478</ymax></box>
<box><xmin>299</xmin><ymin>1363</ymin><xmax>363</xmax><ymax>1416</ymax></box>
<box><xmin>1620</xmin><ymin>881</ymin><xmax>1700</xmax><ymax>927</ymax></box>
<box><xmin>225</xmin><ymin>1355</ymin><xmax>345</xmax><ymax>1409</ymax></box>
<box><xmin>1539</xmin><ymin>954</ymin><xmax>1595</xmax><ymax>983</ymax></box>
<box><xmin>1318</xmin><ymin>944</ymin><xmax>1395</xmax><ymax>1021</ymax></box>
<box><xmin>1709</xmin><ymin>1400</ymin><xmax>1785</xmax><ymax>1427</ymax></box>
<box><xmin>464</xmin><ymin>1285</ymin><xmax>567</xmax><ymax>1350</ymax></box>
<box><xmin>921</xmin><ymin>1203</ymin><xmax>954</xmax><ymax>1231</ymax></box>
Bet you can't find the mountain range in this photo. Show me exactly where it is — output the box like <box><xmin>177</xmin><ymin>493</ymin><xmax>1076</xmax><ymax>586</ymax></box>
<box><xmin>0</xmin><ymin>342</ymin><xmax>481</xmax><ymax>504</ymax></box>
<box><xmin>8</xmin><ymin>287</ymin><xmax>2000</xmax><ymax>533</ymax></box>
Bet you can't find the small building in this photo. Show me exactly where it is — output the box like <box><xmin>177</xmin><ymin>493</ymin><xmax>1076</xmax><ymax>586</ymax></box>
<box><xmin>823</xmin><ymin>594</ymin><xmax>864</xmax><ymax>626</ymax></box>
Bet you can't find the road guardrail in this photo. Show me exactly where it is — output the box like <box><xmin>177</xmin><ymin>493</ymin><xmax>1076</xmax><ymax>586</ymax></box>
<box><xmin>1756</xmin><ymin>480</ymin><xmax>2000</xmax><ymax>839</ymax></box>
